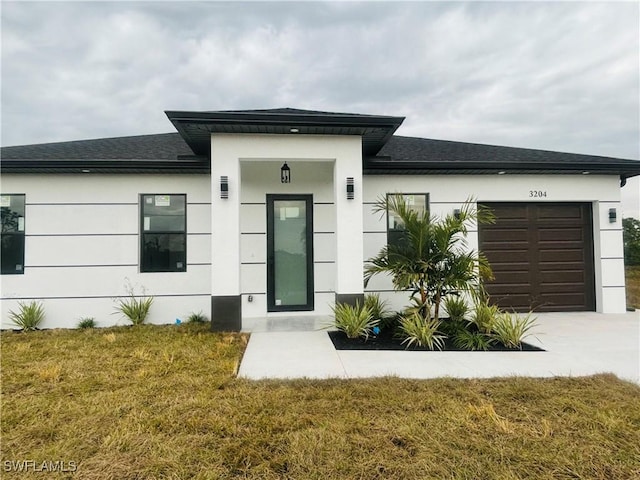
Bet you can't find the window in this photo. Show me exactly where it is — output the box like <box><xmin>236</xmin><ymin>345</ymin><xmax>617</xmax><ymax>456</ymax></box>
<box><xmin>1</xmin><ymin>194</ymin><xmax>26</xmax><ymax>275</ymax></box>
<box><xmin>387</xmin><ymin>193</ymin><xmax>429</xmax><ymax>248</ymax></box>
<box><xmin>140</xmin><ymin>194</ymin><xmax>186</xmax><ymax>272</ymax></box>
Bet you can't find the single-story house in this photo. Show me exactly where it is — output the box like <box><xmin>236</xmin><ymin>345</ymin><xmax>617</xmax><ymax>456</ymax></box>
<box><xmin>2</xmin><ymin>108</ymin><xmax>639</xmax><ymax>330</ymax></box>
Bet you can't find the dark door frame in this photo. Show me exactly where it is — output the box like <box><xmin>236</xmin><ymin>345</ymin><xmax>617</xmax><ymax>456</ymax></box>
<box><xmin>266</xmin><ymin>194</ymin><xmax>314</xmax><ymax>312</ymax></box>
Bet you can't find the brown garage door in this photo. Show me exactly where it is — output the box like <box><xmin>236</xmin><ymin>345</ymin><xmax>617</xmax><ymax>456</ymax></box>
<box><xmin>478</xmin><ymin>203</ymin><xmax>595</xmax><ymax>312</ymax></box>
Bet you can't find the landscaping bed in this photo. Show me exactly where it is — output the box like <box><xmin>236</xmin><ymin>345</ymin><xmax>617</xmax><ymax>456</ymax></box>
<box><xmin>328</xmin><ymin>328</ymin><xmax>544</xmax><ymax>351</ymax></box>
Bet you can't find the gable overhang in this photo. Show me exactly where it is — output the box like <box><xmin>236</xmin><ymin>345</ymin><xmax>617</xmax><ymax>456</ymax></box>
<box><xmin>165</xmin><ymin>109</ymin><xmax>405</xmax><ymax>158</ymax></box>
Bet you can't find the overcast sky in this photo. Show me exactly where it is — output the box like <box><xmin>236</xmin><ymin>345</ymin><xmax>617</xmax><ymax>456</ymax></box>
<box><xmin>2</xmin><ymin>1</ymin><xmax>639</xmax><ymax>215</ymax></box>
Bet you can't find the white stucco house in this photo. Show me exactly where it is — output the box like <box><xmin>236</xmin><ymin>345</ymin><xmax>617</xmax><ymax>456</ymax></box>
<box><xmin>2</xmin><ymin>108</ymin><xmax>639</xmax><ymax>330</ymax></box>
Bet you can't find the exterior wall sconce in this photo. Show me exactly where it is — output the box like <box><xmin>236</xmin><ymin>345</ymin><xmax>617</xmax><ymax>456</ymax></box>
<box><xmin>453</xmin><ymin>208</ymin><xmax>461</xmax><ymax>219</ymax></box>
<box><xmin>609</xmin><ymin>208</ymin><xmax>617</xmax><ymax>223</ymax></box>
<box><xmin>346</xmin><ymin>177</ymin><xmax>354</xmax><ymax>200</ymax></box>
<box><xmin>280</xmin><ymin>162</ymin><xmax>291</xmax><ymax>183</ymax></box>
<box><xmin>220</xmin><ymin>176</ymin><xmax>229</xmax><ymax>199</ymax></box>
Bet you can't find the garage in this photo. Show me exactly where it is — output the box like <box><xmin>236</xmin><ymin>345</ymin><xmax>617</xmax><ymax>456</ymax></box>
<box><xmin>478</xmin><ymin>203</ymin><xmax>595</xmax><ymax>312</ymax></box>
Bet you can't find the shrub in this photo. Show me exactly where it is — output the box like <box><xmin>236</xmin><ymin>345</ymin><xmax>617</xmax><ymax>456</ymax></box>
<box><xmin>469</xmin><ymin>301</ymin><xmax>500</xmax><ymax>334</ymax></box>
<box><xmin>453</xmin><ymin>329</ymin><xmax>494</xmax><ymax>351</ymax></box>
<box><xmin>114</xmin><ymin>282</ymin><xmax>154</xmax><ymax>325</ymax></box>
<box><xmin>399</xmin><ymin>313</ymin><xmax>446</xmax><ymax>350</ymax></box>
<box><xmin>491</xmin><ymin>312</ymin><xmax>538</xmax><ymax>349</ymax></box>
<box><xmin>364</xmin><ymin>293</ymin><xmax>390</xmax><ymax>321</ymax></box>
<box><xmin>77</xmin><ymin>317</ymin><xmax>96</xmax><ymax>329</ymax></box>
<box><xmin>186</xmin><ymin>311</ymin><xmax>208</xmax><ymax>323</ymax></box>
<box><xmin>8</xmin><ymin>301</ymin><xmax>45</xmax><ymax>331</ymax></box>
<box><xmin>331</xmin><ymin>302</ymin><xmax>377</xmax><ymax>340</ymax></box>
<box><xmin>443</xmin><ymin>295</ymin><xmax>469</xmax><ymax>322</ymax></box>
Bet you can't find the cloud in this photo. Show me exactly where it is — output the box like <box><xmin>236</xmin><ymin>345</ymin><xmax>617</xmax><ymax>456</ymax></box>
<box><xmin>1</xmin><ymin>0</ymin><xmax>638</xmax><ymax>165</ymax></box>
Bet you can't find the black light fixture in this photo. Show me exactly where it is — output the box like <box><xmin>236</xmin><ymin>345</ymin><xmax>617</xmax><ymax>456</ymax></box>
<box><xmin>346</xmin><ymin>177</ymin><xmax>354</xmax><ymax>200</ymax></box>
<box><xmin>280</xmin><ymin>162</ymin><xmax>291</xmax><ymax>183</ymax></box>
<box><xmin>220</xmin><ymin>176</ymin><xmax>229</xmax><ymax>199</ymax></box>
<box><xmin>454</xmin><ymin>208</ymin><xmax>461</xmax><ymax>219</ymax></box>
<box><xmin>609</xmin><ymin>208</ymin><xmax>617</xmax><ymax>223</ymax></box>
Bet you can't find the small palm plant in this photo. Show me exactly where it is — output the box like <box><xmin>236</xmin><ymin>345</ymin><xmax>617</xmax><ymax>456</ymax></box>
<box><xmin>8</xmin><ymin>301</ymin><xmax>45</xmax><ymax>331</ymax></box>
<box><xmin>331</xmin><ymin>302</ymin><xmax>377</xmax><ymax>340</ymax></box>
<box><xmin>364</xmin><ymin>196</ymin><xmax>494</xmax><ymax>324</ymax></box>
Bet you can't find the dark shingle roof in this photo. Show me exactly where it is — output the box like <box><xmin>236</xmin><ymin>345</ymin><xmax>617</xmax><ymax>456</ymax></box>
<box><xmin>2</xmin><ymin>112</ymin><xmax>639</xmax><ymax>178</ymax></box>
<box><xmin>368</xmin><ymin>135</ymin><xmax>640</xmax><ymax>178</ymax></box>
<box><xmin>1</xmin><ymin>133</ymin><xmax>192</xmax><ymax>160</ymax></box>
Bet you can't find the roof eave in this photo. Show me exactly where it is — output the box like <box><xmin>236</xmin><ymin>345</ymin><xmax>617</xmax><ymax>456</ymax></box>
<box><xmin>363</xmin><ymin>159</ymin><xmax>640</xmax><ymax>177</ymax></box>
<box><xmin>1</xmin><ymin>157</ymin><xmax>210</xmax><ymax>174</ymax></box>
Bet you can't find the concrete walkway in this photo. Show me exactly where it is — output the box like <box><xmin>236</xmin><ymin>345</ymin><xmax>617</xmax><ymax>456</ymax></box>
<box><xmin>238</xmin><ymin>312</ymin><xmax>640</xmax><ymax>384</ymax></box>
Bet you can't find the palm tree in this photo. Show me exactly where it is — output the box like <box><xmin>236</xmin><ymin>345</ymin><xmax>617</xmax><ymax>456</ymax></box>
<box><xmin>364</xmin><ymin>196</ymin><xmax>494</xmax><ymax>322</ymax></box>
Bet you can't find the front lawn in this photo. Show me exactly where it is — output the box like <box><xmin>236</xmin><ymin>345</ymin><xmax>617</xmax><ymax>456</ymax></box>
<box><xmin>2</xmin><ymin>323</ymin><xmax>639</xmax><ymax>479</ymax></box>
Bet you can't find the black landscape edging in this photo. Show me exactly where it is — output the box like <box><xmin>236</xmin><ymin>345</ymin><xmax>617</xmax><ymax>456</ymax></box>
<box><xmin>328</xmin><ymin>330</ymin><xmax>545</xmax><ymax>352</ymax></box>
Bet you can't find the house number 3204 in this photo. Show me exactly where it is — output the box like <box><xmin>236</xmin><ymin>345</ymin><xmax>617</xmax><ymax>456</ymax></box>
<box><xmin>529</xmin><ymin>190</ymin><xmax>547</xmax><ymax>198</ymax></box>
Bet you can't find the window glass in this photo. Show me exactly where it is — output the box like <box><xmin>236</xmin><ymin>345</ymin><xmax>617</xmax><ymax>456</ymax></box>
<box><xmin>1</xmin><ymin>194</ymin><xmax>26</xmax><ymax>274</ymax></box>
<box><xmin>141</xmin><ymin>233</ymin><xmax>186</xmax><ymax>272</ymax></box>
<box><xmin>387</xmin><ymin>193</ymin><xmax>429</xmax><ymax>248</ymax></box>
<box><xmin>140</xmin><ymin>194</ymin><xmax>186</xmax><ymax>272</ymax></box>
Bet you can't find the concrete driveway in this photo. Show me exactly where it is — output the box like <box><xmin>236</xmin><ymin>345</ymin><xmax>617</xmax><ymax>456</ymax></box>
<box><xmin>238</xmin><ymin>312</ymin><xmax>640</xmax><ymax>384</ymax></box>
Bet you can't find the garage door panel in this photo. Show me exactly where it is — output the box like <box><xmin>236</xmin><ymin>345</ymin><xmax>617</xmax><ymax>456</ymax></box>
<box><xmin>538</xmin><ymin>283</ymin><xmax>586</xmax><ymax>293</ymax></box>
<box><xmin>484</xmin><ymin>250</ymin><xmax>529</xmax><ymax>263</ymax></box>
<box><xmin>487</xmin><ymin>284</ymin><xmax>531</xmax><ymax>295</ymax></box>
<box><xmin>539</xmin><ymin>261</ymin><xmax>587</xmax><ymax>271</ymax></box>
<box><xmin>489</xmin><ymin>271</ymin><xmax>531</xmax><ymax>284</ymax></box>
<box><xmin>479</xmin><ymin>202</ymin><xmax>594</xmax><ymax>312</ymax></box>
<box><xmin>538</xmin><ymin>227</ymin><xmax>585</xmax><ymax>242</ymax></box>
<box><xmin>539</xmin><ymin>270</ymin><xmax>585</xmax><ymax>283</ymax></box>
<box><xmin>486</xmin><ymin>205</ymin><xmax>528</xmax><ymax>219</ymax></box>
<box><xmin>539</xmin><ymin>249</ymin><xmax>585</xmax><ymax>262</ymax></box>
<box><xmin>481</xmin><ymin>228</ymin><xmax>529</xmax><ymax>242</ymax></box>
<box><xmin>538</xmin><ymin>293</ymin><xmax>589</xmax><ymax>310</ymax></box>
<box><xmin>492</xmin><ymin>295</ymin><xmax>531</xmax><ymax>311</ymax></box>
<box><xmin>536</xmin><ymin>205</ymin><xmax>584</xmax><ymax>220</ymax></box>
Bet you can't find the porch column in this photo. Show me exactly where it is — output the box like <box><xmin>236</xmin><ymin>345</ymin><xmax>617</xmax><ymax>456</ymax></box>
<box><xmin>334</xmin><ymin>142</ymin><xmax>365</xmax><ymax>307</ymax></box>
<box><xmin>210</xmin><ymin>135</ymin><xmax>242</xmax><ymax>331</ymax></box>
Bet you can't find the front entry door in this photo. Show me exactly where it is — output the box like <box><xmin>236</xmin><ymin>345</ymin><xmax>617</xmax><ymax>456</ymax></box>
<box><xmin>267</xmin><ymin>195</ymin><xmax>314</xmax><ymax>312</ymax></box>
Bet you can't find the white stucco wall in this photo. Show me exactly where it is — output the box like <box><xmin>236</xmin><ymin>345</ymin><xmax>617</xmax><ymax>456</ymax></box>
<box><xmin>363</xmin><ymin>173</ymin><xmax>626</xmax><ymax>314</ymax></box>
<box><xmin>0</xmin><ymin>174</ymin><xmax>212</xmax><ymax>329</ymax></box>
<box><xmin>0</xmin><ymin>162</ymin><xmax>629</xmax><ymax>330</ymax></box>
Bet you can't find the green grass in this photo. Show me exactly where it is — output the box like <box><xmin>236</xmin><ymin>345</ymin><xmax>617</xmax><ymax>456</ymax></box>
<box><xmin>2</xmin><ymin>323</ymin><xmax>640</xmax><ymax>479</ymax></box>
<box><xmin>626</xmin><ymin>265</ymin><xmax>640</xmax><ymax>309</ymax></box>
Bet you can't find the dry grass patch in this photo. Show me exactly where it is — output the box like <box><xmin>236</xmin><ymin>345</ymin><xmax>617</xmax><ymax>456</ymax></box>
<box><xmin>2</xmin><ymin>323</ymin><xmax>640</xmax><ymax>479</ymax></box>
<box><xmin>625</xmin><ymin>265</ymin><xmax>640</xmax><ymax>309</ymax></box>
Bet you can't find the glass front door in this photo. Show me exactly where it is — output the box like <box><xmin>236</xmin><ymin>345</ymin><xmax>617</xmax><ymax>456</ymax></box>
<box><xmin>267</xmin><ymin>195</ymin><xmax>314</xmax><ymax>311</ymax></box>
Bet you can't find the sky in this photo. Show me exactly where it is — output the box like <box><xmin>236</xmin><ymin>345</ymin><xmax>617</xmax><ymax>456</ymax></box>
<box><xmin>1</xmin><ymin>1</ymin><xmax>639</xmax><ymax>216</ymax></box>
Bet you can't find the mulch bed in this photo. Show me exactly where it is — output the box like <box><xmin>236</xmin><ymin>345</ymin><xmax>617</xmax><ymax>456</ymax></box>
<box><xmin>328</xmin><ymin>329</ymin><xmax>544</xmax><ymax>352</ymax></box>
